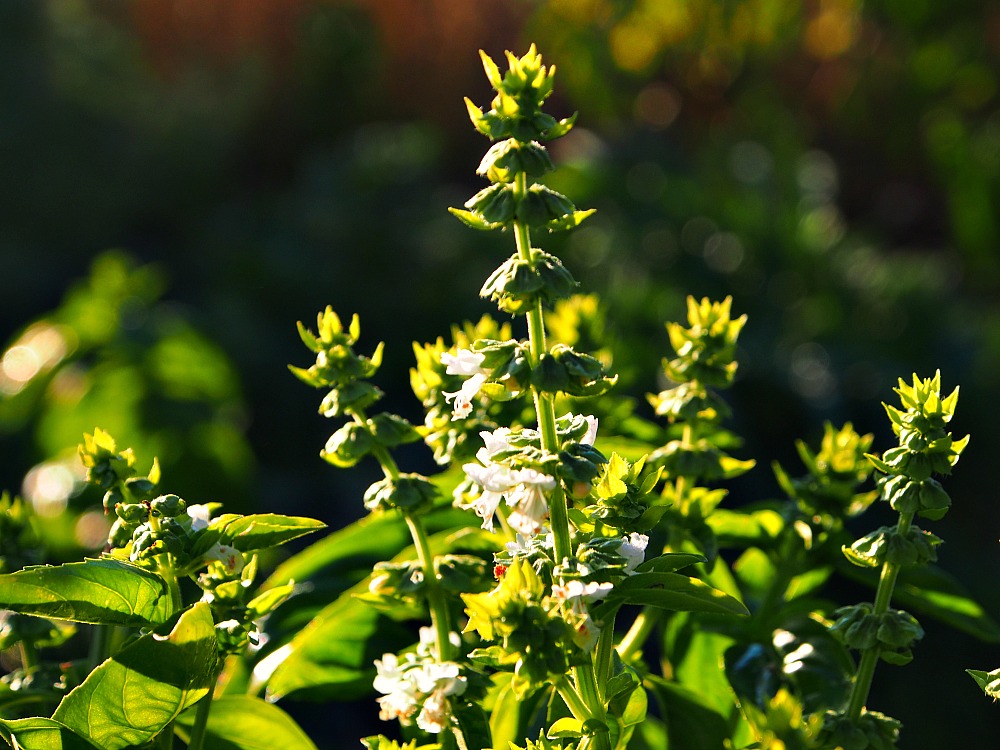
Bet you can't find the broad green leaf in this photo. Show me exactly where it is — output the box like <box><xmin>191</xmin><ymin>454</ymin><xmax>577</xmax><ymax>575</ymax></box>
<box><xmin>635</xmin><ymin>553</ymin><xmax>705</xmax><ymax>574</ymax></box>
<box><xmin>0</xmin><ymin>717</ymin><xmax>98</xmax><ymax>750</ymax></box>
<box><xmin>547</xmin><ymin>717</ymin><xmax>584</xmax><ymax>738</ymax></box>
<box><xmin>258</xmin><ymin>591</ymin><xmax>410</xmax><ymax>702</ymax></box>
<box><xmin>51</xmin><ymin>602</ymin><xmax>217</xmax><ymax>750</ymax></box>
<box><xmin>174</xmin><ymin>696</ymin><xmax>317</xmax><ymax>750</ymax></box>
<box><xmin>262</xmin><ymin>513</ymin><xmax>411</xmax><ymax>591</ymax></box>
<box><xmin>0</xmin><ymin>558</ymin><xmax>172</xmax><ymax>627</ymax></box>
<box><xmin>647</xmin><ymin>677</ymin><xmax>732</xmax><ymax>750</ymax></box>
<box><xmin>594</xmin><ymin>572</ymin><xmax>749</xmax><ymax>619</ymax></box>
<box><xmin>209</xmin><ymin>514</ymin><xmax>326</xmax><ymax>552</ymax></box>
<box><xmin>450</xmin><ymin>702</ymin><xmax>491</xmax><ymax>750</ymax></box>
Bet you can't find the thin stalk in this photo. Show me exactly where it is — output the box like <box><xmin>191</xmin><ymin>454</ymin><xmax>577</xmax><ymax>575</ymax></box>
<box><xmin>87</xmin><ymin>624</ymin><xmax>112</xmax><ymax>672</ymax></box>
<box><xmin>616</xmin><ymin>607</ymin><xmax>658</xmax><ymax>662</ymax></box>
<box><xmin>405</xmin><ymin>511</ymin><xmax>453</xmax><ymax>661</ymax></box>
<box><xmin>512</xmin><ymin>174</ymin><xmax>572</xmax><ymax>564</ymax></box>
<box><xmin>844</xmin><ymin>511</ymin><xmax>915</xmax><ymax>721</ymax></box>
<box><xmin>186</xmin><ymin>688</ymin><xmax>215</xmax><ymax>750</ymax></box>
<box><xmin>555</xmin><ymin>676</ymin><xmax>592</xmax><ymax>721</ymax></box>
<box><xmin>354</xmin><ymin>403</ymin><xmax>453</xmax><ymax>661</ymax></box>
<box><xmin>574</xmin><ymin>665</ymin><xmax>611</xmax><ymax>750</ymax></box>
<box><xmin>594</xmin><ymin>616</ymin><xmax>617</xmax><ymax>699</ymax></box>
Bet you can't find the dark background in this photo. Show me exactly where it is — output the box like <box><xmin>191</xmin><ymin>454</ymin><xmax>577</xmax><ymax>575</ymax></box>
<box><xmin>2</xmin><ymin>1</ymin><xmax>999</xmax><ymax>746</ymax></box>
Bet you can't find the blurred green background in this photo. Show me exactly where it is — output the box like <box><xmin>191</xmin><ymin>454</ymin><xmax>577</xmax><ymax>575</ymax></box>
<box><xmin>2</xmin><ymin>0</ymin><xmax>1000</xmax><ymax>745</ymax></box>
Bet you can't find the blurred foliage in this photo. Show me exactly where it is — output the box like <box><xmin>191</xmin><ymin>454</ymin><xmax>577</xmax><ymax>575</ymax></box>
<box><xmin>1</xmin><ymin>0</ymin><xmax>999</xmax><ymax>744</ymax></box>
<box><xmin>0</xmin><ymin>251</ymin><xmax>252</xmax><ymax>559</ymax></box>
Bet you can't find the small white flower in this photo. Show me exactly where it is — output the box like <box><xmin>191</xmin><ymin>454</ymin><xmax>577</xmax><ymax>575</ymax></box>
<box><xmin>506</xmin><ymin>468</ymin><xmax>556</xmax><ymax>535</ymax></box>
<box><xmin>441</xmin><ymin>349</ymin><xmax>487</xmax><ymax>376</ymax></box>
<box><xmin>416</xmin><ymin>689</ymin><xmax>449</xmax><ymax>733</ymax></box>
<box><xmin>552</xmin><ymin>579</ymin><xmax>613</xmax><ymax>606</ymax></box>
<box><xmin>187</xmin><ymin>504</ymin><xmax>212</xmax><ymax>531</ymax></box>
<box><xmin>582</xmin><ymin>415</ymin><xmax>599</xmax><ymax>446</ymax></box>
<box><xmin>478</xmin><ymin>427</ymin><xmax>512</xmax><ymax>461</ymax></box>
<box><xmin>552</xmin><ymin>578</ymin><xmax>613</xmax><ymax>651</ymax></box>
<box><xmin>504</xmin><ymin>532</ymin><xmax>533</xmax><ymax>558</ymax></box>
<box><xmin>619</xmin><ymin>533</ymin><xmax>649</xmax><ymax>574</ymax></box>
<box><xmin>444</xmin><ymin>372</ymin><xmax>488</xmax><ymax>420</ymax></box>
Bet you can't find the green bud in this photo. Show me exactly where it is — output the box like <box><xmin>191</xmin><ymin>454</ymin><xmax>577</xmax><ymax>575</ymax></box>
<box><xmin>150</xmin><ymin>494</ymin><xmax>187</xmax><ymax>518</ymax></box>
<box><xmin>103</xmin><ymin>487</ymin><xmax>124</xmax><ymax>513</ymax></box>
<box><xmin>843</xmin><ymin>525</ymin><xmax>941</xmax><ymax>568</ymax></box>
<box><xmin>115</xmin><ymin>502</ymin><xmax>147</xmax><ymax>523</ymax></box>
<box><xmin>819</xmin><ymin>709</ymin><xmax>901</xmax><ymax>750</ymax></box>
<box><xmin>108</xmin><ymin>518</ymin><xmax>134</xmax><ymax>548</ymax></box>
<box><xmin>363</xmin><ymin>473</ymin><xmax>438</xmax><ymax>513</ymax></box>
<box><xmin>321</xmin><ymin>422</ymin><xmax>373</xmax><ymax>468</ymax></box>
<box><xmin>368</xmin><ymin>413</ymin><xmax>420</xmax><ymax>448</ymax></box>
<box><xmin>125</xmin><ymin>477</ymin><xmax>157</xmax><ymax>499</ymax></box>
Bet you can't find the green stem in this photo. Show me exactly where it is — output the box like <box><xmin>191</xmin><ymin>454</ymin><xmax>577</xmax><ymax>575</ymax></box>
<box><xmin>555</xmin><ymin>676</ymin><xmax>592</xmax><ymax>721</ymax></box>
<box><xmin>512</xmin><ymin>175</ymin><xmax>572</xmax><ymax>564</ymax></box>
<box><xmin>575</xmin><ymin>662</ymin><xmax>611</xmax><ymax>750</ymax></box>
<box><xmin>88</xmin><ymin>624</ymin><xmax>112</xmax><ymax>672</ymax></box>
<box><xmin>594</xmin><ymin>615</ymin><xmax>617</xmax><ymax>699</ymax></box>
<box><xmin>186</xmin><ymin>688</ymin><xmax>215</xmax><ymax>750</ymax></box>
<box><xmin>844</xmin><ymin>511</ymin><xmax>915</xmax><ymax>721</ymax></box>
<box><xmin>405</xmin><ymin>512</ymin><xmax>453</xmax><ymax>662</ymax></box>
<box><xmin>616</xmin><ymin>606</ymin><xmax>660</xmax><ymax>662</ymax></box>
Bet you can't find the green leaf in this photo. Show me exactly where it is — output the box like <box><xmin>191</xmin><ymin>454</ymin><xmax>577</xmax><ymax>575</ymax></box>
<box><xmin>259</xmin><ymin>592</ymin><xmax>411</xmax><ymax>702</ymax></box>
<box><xmin>547</xmin><ymin>717</ymin><xmax>584</xmax><ymax>738</ymax></box>
<box><xmin>174</xmin><ymin>696</ymin><xmax>318</xmax><ymax>750</ymax></box>
<box><xmin>966</xmin><ymin>668</ymin><xmax>1000</xmax><ymax>700</ymax></box>
<box><xmin>448</xmin><ymin>207</ymin><xmax>503</xmax><ymax>231</ymax></box>
<box><xmin>594</xmin><ymin>572</ymin><xmax>749</xmax><ymax>619</ymax></box>
<box><xmin>0</xmin><ymin>558</ymin><xmax>172</xmax><ymax>627</ymax></box>
<box><xmin>210</xmin><ymin>514</ymin><xmax>326</xmax><ymax>552</ymax></box>
<box><xmin>635</xmin><ymin>553</ymin><xmax>705</xmax><ymax>574</ymax></box>
<box><xmin>51</xmin><ymin>602</ymin><xmax>217</xmax><ymax>750</ymax></box>
<box><xmin>0</xmin><ymin>718</ymin><xmax>99</xmax><ymax>750</ymax></box>
<box><xmin>647</xmin><ymin>677</ymin><xmax>732</xmax><ymax>750</ymax></box>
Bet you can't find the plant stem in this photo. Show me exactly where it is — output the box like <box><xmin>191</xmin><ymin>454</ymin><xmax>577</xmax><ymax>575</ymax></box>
<box><xmin>844</xmin><ymin>511</ymin><xmax>914</xmax><ymax>721</ymax></box>
<box><xmin>512</xmin><ymin>174</ymin><xmax>572</xmax><ymax>564</ymax></box>
<box><xmin>405</xmin><ymin>511</ymin><xmax>453</xmax><ymax>661</ymax></box>
<box><xmin>616</xmin><ymin>607</ymin><xmax>659</xmax><ymax>662</ymax></box>
<box><xmin>186</xmin><ymin>689</ymin><xmax>215</xmax><ymax>750</ymax></box>
<box><xmin>575</xmin><ymin>661</ymin><xmax>610</xmax><ymax>750</ymax></box>
<box><xmin>556</xmin><ymin>676</ymin><xmax>592</xmax><ymax>721</ymax></box>
<box><xmin>594</xmin><ymin>616</ymin><xmax>616</xmax><ymax>699</ymax></box>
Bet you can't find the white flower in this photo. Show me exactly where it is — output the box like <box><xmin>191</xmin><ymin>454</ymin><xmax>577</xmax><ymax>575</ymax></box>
<box><xmin>444</xmin><ymin>372</ymin><xmax>488</xmax><ymax>420</ymax></box>
<box><xmin>374</xmin><ymin>651</ymin><xmax>467</xmax><ymax>734</ymax></box>
<box><xmin>460</xmin><ymin>461</ymin><xmax>520</xmax><ymax>531</ymax></box>
<box><xmin>552</xmin><ymin>579</ymin><xmax>613</xmax><ymax>606</ymax></box>
<box><xmin>552</xmin><ymin>579</ymin><xmax>614</xmax><ymax>651</ymax></box>
<box><xmin>506</xmin><ymin>468</ymin><xmax>555</xmax><ymax>535</ymax></box>
<box><xmin>187</xmin><ymin>504</ymin><xmax>212</xmax><ymax>531</ymax></box>
<box><xmin>441</xmin><ymin>349</ymin><xmax>487</xmax><ymax>376</ymax></box>
<box><xmin>582</xmin><ymin>415</ymin><xmax>599</xmax><ymax>446</ymax></box>
<box><xmin>619</xmin><ymin>533</ymin><xmax>649</xmax><ymax>574</ymax></box>
<box><xmin>441</xmin><ymin>349</ymin><xmax>491</xmax><ymax>421</ymax></box>
<box><xmin>416</xmin><ymin>689</ymin><xmax>448</xmax><ymax>733</ymax></box>
<box><xmin>478</xmin><ymin>427</ymin><xmax>512</xmax><ymax>462</ymax></box>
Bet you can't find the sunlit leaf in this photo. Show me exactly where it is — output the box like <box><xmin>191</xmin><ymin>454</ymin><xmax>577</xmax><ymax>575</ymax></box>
<box><xmin>208</xmin><ymin>514</ymin><xmax>326</xmax><ymax>552</ymax></box>
<box><xmin>51</xmin><ymin>602</ymin><xmax>217</xmax><ymax>750</ymax></box>
<box><xmin>0</xmin><ymin>558</ymin><xmax>172</xmax><ymax>627</ymax></box>
<box><xmin>174</xmin><ymin>696</ymin><xmax>318</xmax><ymax>750</ymax></box>
<box><xmin>0</xmin><ymin>717</ymin><xmax>99</xmax><ymax>750</ymax></box>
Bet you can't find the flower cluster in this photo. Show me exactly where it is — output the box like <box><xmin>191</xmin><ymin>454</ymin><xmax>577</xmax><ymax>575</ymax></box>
<box><xmin>455</xmin><ymin>417</ymin><xmax>596</xmax><ymax>535</ymax></box>
<box><xmin>373</xmin><ymin>629</ymin><xmax>468</xmax><ymax>734</ymax></box>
